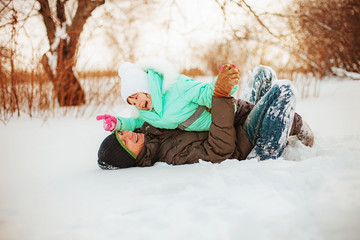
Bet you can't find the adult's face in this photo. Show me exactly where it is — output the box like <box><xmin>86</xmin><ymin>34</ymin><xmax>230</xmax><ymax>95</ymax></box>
<box><xmin>117</xmin><ymin>131</ymin><xmax>145</xmax><ymax>157</ymax></box>
<box><xmin>127</xmin><ymin>92</ymin><xmax>152</xmax><ymax>110</ymax></box>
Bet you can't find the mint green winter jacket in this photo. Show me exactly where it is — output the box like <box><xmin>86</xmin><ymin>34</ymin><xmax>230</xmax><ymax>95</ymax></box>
<box><xmin>116</xmin><ymin>69</ymin><xmax>237</xmax><ymax>132</ymax></box>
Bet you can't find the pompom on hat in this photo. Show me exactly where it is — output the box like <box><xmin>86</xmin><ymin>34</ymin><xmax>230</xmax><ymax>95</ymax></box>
<box><xmin>118</xmin><ymin>62</ymin><xmax>150</xmax><ymax>104</ymax></box>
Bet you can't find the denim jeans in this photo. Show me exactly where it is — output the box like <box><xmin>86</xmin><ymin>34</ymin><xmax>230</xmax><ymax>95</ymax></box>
<box><xmin>242</xmin><ymin>78</ymin><xmax>296</xmax><ymax>160</ymax></box>
<box><xmin>242</xmin><ymin>65</ymin><xmax>277</xmax><ymax>105</ymax></box>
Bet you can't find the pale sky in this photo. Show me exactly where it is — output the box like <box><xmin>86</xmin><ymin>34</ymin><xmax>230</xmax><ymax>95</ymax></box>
<box><xmin>3</xmin><ymin>0</ymin><xmax>290</xmax><ymax>71</ymax></box>
<box><xmin>77</xmin><ymin>0</ymin><xmax>288</xmax><ymax>71</ymax></box>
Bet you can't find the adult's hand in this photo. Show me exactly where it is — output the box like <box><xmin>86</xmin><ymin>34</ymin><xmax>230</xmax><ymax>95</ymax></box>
<box><xmin>213</xmin><ymin>64</ymin><xmax>240</xmax><ymax>97</ymax></box>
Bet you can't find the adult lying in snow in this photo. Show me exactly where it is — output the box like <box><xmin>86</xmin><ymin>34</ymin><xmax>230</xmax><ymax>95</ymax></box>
<box><xmin>97</xmin><ymin>65</ymin><xmax>314</xmax><ymax>169</ymax></box>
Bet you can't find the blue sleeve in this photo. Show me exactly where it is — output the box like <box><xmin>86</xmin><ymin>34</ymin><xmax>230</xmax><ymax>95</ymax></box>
<box><xmin>176</xmin><ymin>75</ymin><xmax>214</xmax><ymax>108</ymax></box>
<box><xmin>176</xmin><ymin>75</ymin><xmax>239</xmax><ymax>108</ymax></box>
<box><xmin>115</xmin><ymin>116</ymin><xmax>145</xmax><ymax>132</ymax></box>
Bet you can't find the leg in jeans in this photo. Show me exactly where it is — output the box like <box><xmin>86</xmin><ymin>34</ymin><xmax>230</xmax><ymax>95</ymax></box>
<box><xmin>242</xmin><ymin>65</ymin><xmax>277</xmax><ymax>104</ymax></box>
<box><xmin>243</xmin><ymin>80</ymin><xmax>296</xmax><ymax>160</ymax></box>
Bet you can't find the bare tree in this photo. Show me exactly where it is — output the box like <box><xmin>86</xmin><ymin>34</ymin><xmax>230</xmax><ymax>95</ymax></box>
<box><xmin>37</xmin><ymin>0</ymin><xmax>105</xmax><ymax>106</ymax></box>
<box><xmin>101</xmin><ymin>1</ymin><xmax>147</xmax><ymax>65</ymax></box>
<box><xmin>287</xmin><ymin>0</ymin><xmax>360</xmax><ymax>77</ymax></box>
<box><xmin>204</xmin><ymin>1</ymin><xmax>288</xmax><ymax>73</ymax></box>
<box><xmin>209</xmin><ymin>0</ymin><xmax>360</xmax><ymax>79</ymax></box>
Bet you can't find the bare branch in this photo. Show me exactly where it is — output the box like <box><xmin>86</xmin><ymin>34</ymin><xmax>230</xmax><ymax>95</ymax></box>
<box><xmin>37</xmin><ymin>0</ymin><xmax>56</xmax><ymax>46</ymax></box>
<box><xmin>56</xmin><ymin>0</ymin><xmax>67</xmax><ymax>23</ymax></box>
<box><xmin>237</xmin><ymin>0</ymin><xmax>285</xmax><ymax>38</ymax></box>
<box><xmin>214</xmin><ymin>0</ymin><xmax>229</xmax><ymax>24</ymax></box>
<box><xmin>0</xmin><ymin>0</ymin><xmax>11</xmax><ymax>14</ymax></box>
<box><xmin>233</xmin><ymin>33</ymin><xmax>321</xmax><ymax>71</ymax></box>
<box><xmin>67</xmin><ymin>0</ymin><xmax>105</xmax><ymax>57</ymax></box>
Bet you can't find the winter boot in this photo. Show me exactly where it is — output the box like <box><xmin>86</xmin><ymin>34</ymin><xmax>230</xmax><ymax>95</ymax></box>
<box><xmin>243</xmin><ymin>65</ymin><xmax>277</xmax><ymax>104</ymax></box>
<box><xmin>297</xmin><ymin>121</ymin><xmax>314</xmax><ymax>147</ymax></box>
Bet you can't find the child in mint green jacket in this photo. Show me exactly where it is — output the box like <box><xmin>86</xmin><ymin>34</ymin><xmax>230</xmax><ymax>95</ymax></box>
<box><xmin>97</xmin><ymin>60</ymin><xmax>239</xmax><ymax>132</ymax></box>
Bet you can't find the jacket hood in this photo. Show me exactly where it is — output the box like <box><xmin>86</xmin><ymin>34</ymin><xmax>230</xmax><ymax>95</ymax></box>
<box><xmin>118</xmin><ymin>62</ymin><xmax>150</xmax><ymax>104</ymax></box>
<box><xmin>135</xmin><ymin>58</ymin><xmax>179</xmax><ymax>93</ymax></box>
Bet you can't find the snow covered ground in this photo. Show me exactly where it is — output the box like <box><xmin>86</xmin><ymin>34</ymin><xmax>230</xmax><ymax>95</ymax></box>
<box><xmin>1</xmin><ymin>78</ymin><xmax>360</xmax><ymax>240</ymax></box>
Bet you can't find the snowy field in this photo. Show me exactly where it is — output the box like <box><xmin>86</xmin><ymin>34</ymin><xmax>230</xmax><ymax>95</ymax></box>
<box><xmin>1</xmin><ymin>78</ymin><xmax>360</xmax><ymax>240</ymax></box>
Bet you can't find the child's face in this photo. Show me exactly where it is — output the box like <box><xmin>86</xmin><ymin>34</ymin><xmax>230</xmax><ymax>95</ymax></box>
<box><xmin>117</xmin><ymin>131</ymin><xmax>145</xmax><ymax>157</ymax></box>
<box><xmin>127</xmin><ymin>93</ymin><xmax>152</xmax><ymax>110</ymax></box>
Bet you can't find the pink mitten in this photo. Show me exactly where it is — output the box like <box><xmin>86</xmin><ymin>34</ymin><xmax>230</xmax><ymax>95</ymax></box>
<box><xmin>96</xmin><ymin>114</ymin><xmax>117</xmax><ymax>131</ymax></box>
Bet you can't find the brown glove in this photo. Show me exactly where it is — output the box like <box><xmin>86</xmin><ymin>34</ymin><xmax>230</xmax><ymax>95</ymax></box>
<box><xmin>213</xmin><ymin>64</ymin><xmax>240</xmax><ymax>97</ymax></box>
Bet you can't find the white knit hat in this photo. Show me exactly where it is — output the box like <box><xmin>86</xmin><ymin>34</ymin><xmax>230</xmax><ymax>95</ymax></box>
<box><xmin>118</xmin><ymin>62</ymin><xmax>150</xmax><ymax>104</ymax></box>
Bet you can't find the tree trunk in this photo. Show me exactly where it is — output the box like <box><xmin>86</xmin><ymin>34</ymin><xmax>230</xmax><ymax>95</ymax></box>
<box><xmin>38</xmin><ymin>0</ymin><xmax>105</xmax><ymax>107</ymax></box>
<box><xmin>55</xmin><ymin>63</ymin><xmax>86</xmax><ymax>106</ymax></box>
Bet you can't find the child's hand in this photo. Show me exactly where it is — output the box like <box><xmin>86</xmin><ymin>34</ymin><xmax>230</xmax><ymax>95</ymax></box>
<box><xmin>96</xmin><ymin>114</ymin><xmax>117</xmax><ymax>131</ymax></box>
